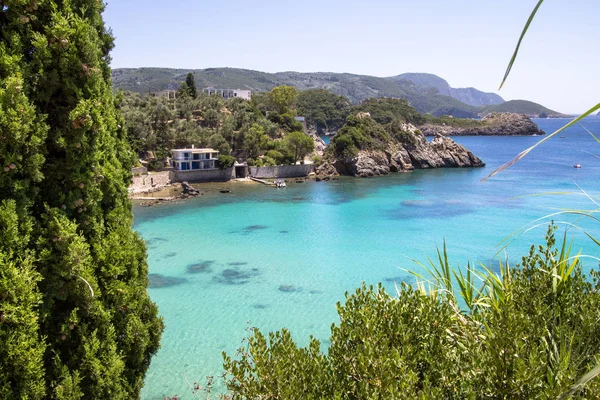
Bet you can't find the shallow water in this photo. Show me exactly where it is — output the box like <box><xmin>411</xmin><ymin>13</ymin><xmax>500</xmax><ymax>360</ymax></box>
<box><xmin>136</xmin><ymin>117</ymin><xmax>600</xmax><ymax>399</ymax></box>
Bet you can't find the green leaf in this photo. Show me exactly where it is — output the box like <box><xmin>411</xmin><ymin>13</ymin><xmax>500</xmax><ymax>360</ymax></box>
<box><xmin>558</xmin><ymin>364</ymin><xmax>600</xmax><ymax>400</ymax></box>
<box><xmin>499</xmin><ymin>0</ymin><xmax>545</xmax><ymax>90</ymax></box>
<box><xmin>482</xmin><ymin>103</ymin><xmax>600</xmax><ymax>181</ymax></box>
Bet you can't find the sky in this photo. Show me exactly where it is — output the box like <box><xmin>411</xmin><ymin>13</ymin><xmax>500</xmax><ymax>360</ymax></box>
<box><xmin>103</xmin><ymin>0</ymin><xmax>599</xmax><ymax>114</ymax></box>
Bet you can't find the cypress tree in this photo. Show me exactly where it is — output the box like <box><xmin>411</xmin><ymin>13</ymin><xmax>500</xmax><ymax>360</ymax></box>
<box><xmin>185</xmin><ymin>72</ymin><xmax>197</xmax><ymax>99</ymax></box>
<box><xmin>0</xmin><ymin>1</ymin><xmax>163</xmax><ymax>399</ymax></box>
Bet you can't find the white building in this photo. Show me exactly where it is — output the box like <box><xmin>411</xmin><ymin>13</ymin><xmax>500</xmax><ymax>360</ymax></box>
<box><xmin>171</xmin><ymin>147</ymin><xmax>219</xmax><ymax>171</ymax></box>
<box><xmin>202</xmin><ymin>87</ymin><xmax>252</xmax><ymax>100</ymax></box>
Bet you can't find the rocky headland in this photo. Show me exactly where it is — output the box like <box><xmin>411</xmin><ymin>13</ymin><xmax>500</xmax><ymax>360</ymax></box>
<box><xmin>419</xmin><ymin>113</ymin><xmax>545</xmax><ymax>137</ymax></box>
<box><xmin>317</xmin><ymin>114</ymin><xmax>484</xmax><ymax>178</ymax></box>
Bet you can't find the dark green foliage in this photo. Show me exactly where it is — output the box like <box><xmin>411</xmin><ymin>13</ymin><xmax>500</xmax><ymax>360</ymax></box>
<box><xmin>0</xmin><ymin>2</ymin><xmax>163</xmax><ymax>398</ymax></box>
<box><xmin>330</xmin><ymin>115</ymin><xmax>390</xmax><ymax>158</ymax></box>
<box><xmin>185</xmin><ymin>72</ymin><xmax>198</xmax><ymax>99</ymax></box>
<box><xmin>282</xmin><ymin>131</ymin><xmax>314</xmax><ymax>163</ymax></box>
<box><xmin>218</xmin><ymin>155</ymin><xmax>235</xmax><ymax>169</ymax></box>
<box><xmin>209</xmin><ymin>133</ymin><xmax>232</xmax><ymax>155</ymax></box>
<box><xmin>296</xmin><ymin>89</ymin><xmax>351</xmax><ymax>133</ymax></box>
<box><xmin>267</xmin><ymin>112</ymin><xmax>303</xmax><ymax>132</ymax></box>
<box><xmin>223</xmin><ymin>229</ymin><xmax>600</xmax><ymax>398</ymax></box>
<box><xmin>387</xmin><ymin>119</ymin><xmax>420</xmax><ymax>147</ymax></box>
<box><xmin>121</xmin><ymin>85</ymin><xmax>310</xmax><ymax>163</ymax></box>
<box><xmin>352</xmin><ymin>98</ymin><xmax>426</xmax><ymax>125</ymax></box>
<box><xmin>268</xmin><ymin>85</ymin><xmax>297</xmax><ymax>114</ymax></box>
<box><xmin>481</xmin><ymin>99</ymin><xmax>562</xmax><ymax>116</ymax></box>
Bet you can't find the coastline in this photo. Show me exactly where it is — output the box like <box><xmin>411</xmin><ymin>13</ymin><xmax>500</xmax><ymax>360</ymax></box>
<box><xmin>130</xmin><ymin>177</ymin><xmax>311</xmax><ymax>207</ymax></box>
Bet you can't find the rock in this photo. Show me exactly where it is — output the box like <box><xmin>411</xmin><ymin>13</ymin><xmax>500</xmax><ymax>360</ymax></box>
<box><xmin>419</xmin><ymin>113</ymin><xmax>545</xmax><ymax>136</ymax></box>
<box><xmin>307</xmin><ymin>129</ymin><xmax>327</xmax><ymax>156</ymax></box>
<box><xmin>330</xmin><ymin>124</ymin><xmax>484</xmax><ymax>177</ymax></box>
<box><xmin>314</xmin><ymin>160</ymin><xmax>339</xmax><ymax>181</ymax></box>
<box><xmin>181</xmin><ymin>181</ymin><xmax>200</xmax><ymax>196</ymax></box>
<box><xmin>408</xmin><ymin>134</ymin><xmax>485</xmax><ymax>169</ymax></box>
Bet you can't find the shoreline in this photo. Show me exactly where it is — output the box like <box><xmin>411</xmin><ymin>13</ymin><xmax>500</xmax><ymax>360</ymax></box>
<box><xmin>130</xmin><ymin>177</ymin><xmax>313</xmax><ymax>207</ymax></box>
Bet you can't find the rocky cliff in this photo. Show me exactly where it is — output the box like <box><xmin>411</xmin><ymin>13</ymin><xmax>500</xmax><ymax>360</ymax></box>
<box><xmin>317</xmin><ymin>120</ymin><xmax>485</xmax><ymax>178</ymax></box>
<box><xmin>420</xmin><ymin>113</ymin><xmax>545</xmax><ymax>137</ymax></box>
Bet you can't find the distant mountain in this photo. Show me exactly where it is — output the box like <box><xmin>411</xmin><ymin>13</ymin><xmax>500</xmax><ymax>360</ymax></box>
<box><xmin>111</xmin><ymin>67</ymin><xmax>562</xmax><ymax>118</ymax></box>
<box><xmin>389</xmin><ymin>73</ymin><xmax>504</xmax><ymax>107</ymax></box>
<box><xmin>481</xmin><ymin>100</ymin><xmax>566</xmax><ymax>117</ymax></box>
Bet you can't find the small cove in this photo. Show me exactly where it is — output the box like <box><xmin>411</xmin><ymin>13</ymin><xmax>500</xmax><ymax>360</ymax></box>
<box><xmin>136</xmin><ymin>118</ymin><xmax>600</xmax><ymax>399</ymax></box>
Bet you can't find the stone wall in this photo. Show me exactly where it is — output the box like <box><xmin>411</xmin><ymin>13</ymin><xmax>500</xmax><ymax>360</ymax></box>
<box><xmin>131</xmin><ymin>166</ymin><xmax>148</xmax><ymax>176</ymax></box>
<box><xmin>130</xmin><ymin>170</ymin><xmax>173</xmax><ymax>194</ymax></box>
<box><xmin>249</xmin><ymin>164</ymin><xmax>314</xmax><ymax>179</ymax></box>
<box><xmin>172</xmin><ymin>168</ymin><xmax>235</xmax><ymax>183</ymax></box>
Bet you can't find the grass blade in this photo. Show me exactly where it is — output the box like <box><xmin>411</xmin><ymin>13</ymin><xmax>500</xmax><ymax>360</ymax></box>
<box><xmin>558</xmin><ymin>364</ymin><xmax>600</xmax><ymax>400</ymax></box>
<box><xmin>499</xmin><ymin>0</ymin><xmax>545</xmax><ymax>90</ymax></box>
<box><xmin>482</xmin><ymin>103</ymin><xmax>600</xmax><ymax>181</ymax></box>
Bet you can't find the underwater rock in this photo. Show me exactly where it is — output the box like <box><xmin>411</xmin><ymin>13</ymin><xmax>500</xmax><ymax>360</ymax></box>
<box><xmin>148</xmin><ymin>274</ymin><xmax>187</xmax><ymax>288</ymax></box>
<box><xmin>279</xmin><ymin>285</ymin><xmax>301</xmax><ymax>293</ymax></box>
<box><xmin>186</xmin><ymin>260</ymin><xmax>215</xmax><ymax>274</ymax></box>
<box><xmin>213</xmin><ymin>268</ymin><xmax>260</xmax><ymax>285</ymax></box>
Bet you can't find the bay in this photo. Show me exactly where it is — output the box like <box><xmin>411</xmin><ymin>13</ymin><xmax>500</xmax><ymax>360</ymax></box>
<box><xmin>136</xmin><ymin>117</ymin><xmax>600</xmax><ymax>399</ymax></box>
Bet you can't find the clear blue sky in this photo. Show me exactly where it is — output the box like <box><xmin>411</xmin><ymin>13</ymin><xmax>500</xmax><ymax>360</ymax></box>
<box><xmin>104</xmin><ymin>0</ymin><xmax>598</xmax><ymax>114</ymax></box>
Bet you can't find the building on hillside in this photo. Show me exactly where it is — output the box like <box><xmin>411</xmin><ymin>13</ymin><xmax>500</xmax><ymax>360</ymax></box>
<box><xmin>152</xmin><ymin>89</ymin><xmax>177</xmax><ymax>100</ymax></box>
<box><xmin>294</xmin><ymin>116</ymin><xmax>308</xmax><ymax>133</ymax></box>
<box><xmin>171</xmin><ymin>147</ymin><xmax>219</xmax><ymax>171</ymax></box>
<box><xmin>202</xmin><ymin>87</ymin><xmax>252</xmax><ymax>100</ymax></box>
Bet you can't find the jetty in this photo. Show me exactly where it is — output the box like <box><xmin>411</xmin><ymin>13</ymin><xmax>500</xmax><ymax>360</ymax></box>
<box><xmin>249</xmin><ymin>177</ymin><xmax>274</xmax><ymax>186</ymax></box>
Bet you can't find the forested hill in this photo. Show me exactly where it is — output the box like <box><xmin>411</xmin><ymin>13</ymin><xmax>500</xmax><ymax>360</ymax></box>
<box><xmin>389</xmin><ymin>73</ymin><xmax>504</xmax><ymax>107</ymax></box>
<box><xmin>111</xmin><ymin>67</ymin><xmax>564</xmax><ymax>118</ymax></box>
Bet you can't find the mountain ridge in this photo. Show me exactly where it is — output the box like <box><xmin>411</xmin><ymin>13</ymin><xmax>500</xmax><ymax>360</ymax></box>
<box><xmin>111</xmin><ymin>67</ymin><xmax>564</xmax><ymax>118</ymax></box>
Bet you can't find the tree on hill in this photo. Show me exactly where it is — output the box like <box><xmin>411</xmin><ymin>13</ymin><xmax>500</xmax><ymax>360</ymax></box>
<box><xmin>283</xmin><ymin>131</ymin><xmax>314</xmax><ymax>163</ymax></box>
<box><xmin>269</xmin><ymin>85</ymin><xmax>297</xmax><ymax>115</ymax></box>
<box><xmin>0</xmin><ymin>2</ymin><xmax>163</xmax><ymax>398</ymax></box>
<box><xmin>297</xmin><ymin>89</ymin><xmax>352</xmax><ymax>133</ymax></box>
<box><xmin>244</xmin><ymin>123</ymin><xmax>269</xmax><ymax>159</ymax></box>
<box><xmin>185</xmin><ymin>72</ymin><xmax>198</xmax><ymax>99</ymax></box>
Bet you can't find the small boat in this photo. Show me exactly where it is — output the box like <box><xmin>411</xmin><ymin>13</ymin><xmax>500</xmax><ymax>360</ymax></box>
<box><xmin>275</xmin><ymin>179</ymin><xmax>286</xmax><ymax>188</ymax></box>
<box><xmin>573</xmin><ymin>164</ymin><xmax>582</xmax><ymax>168</ymax></box>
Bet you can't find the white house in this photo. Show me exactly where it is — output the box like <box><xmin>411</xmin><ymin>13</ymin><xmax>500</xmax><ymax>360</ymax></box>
<box><xmin>171</xmin><ymin>147</ymin><xmax>219</xmax><ymax>171</ymax></box>
<box><xmin>202</xmin><ymin>88</ymin><xmax>252</xmax><ymax>100</ymax></box>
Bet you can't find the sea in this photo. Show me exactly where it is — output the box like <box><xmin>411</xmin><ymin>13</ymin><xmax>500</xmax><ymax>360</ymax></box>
<box><xmin>134</xmin><ymin>117</ymin><xmax>600</xmax><ymax>399</ymax></box>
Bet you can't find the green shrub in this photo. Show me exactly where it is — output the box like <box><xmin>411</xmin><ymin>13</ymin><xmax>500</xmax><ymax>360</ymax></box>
<box><xmin>265</xmin><ymin>150</ymin><xmax>284</xmax><ymax>165</ymax></box>
<box><xmin>223</xmin><ymin>227</ymin><xmax>600</xmax><ymax>399</ymax></box>
<box><xmin>261</xmin><ymin>156</ymin><xmax>277</xmax><ymax>167</ymax></box>
<box><xmin>218</xmin><ymin>155</ymin><xmax>236</xmax><ymax>169</ymax></box>
<box><xmin>148</xmin><ymin>159</ymin><xmax>166</xmax><ymax>170</ymax></box>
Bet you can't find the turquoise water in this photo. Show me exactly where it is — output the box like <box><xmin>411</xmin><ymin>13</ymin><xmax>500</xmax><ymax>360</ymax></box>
<box><xmin>136</xmin><ymin>118</ymin><xmax>600</xmax><ymax>399</ymax></box>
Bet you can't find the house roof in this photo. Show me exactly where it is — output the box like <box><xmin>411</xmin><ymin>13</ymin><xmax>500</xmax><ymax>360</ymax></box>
<box><xmin>171</xmin><ymin>148</ymin><xmax>218</xmax><ymax>153</ymax></box>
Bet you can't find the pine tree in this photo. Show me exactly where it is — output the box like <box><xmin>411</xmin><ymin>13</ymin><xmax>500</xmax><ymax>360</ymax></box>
<box><xmin>0</xmin><ymin>2</ymin><xmax>163</xmax><ymax>399</ymax></box>
<box><xmin>185</xmin><ymin>72</ymin><xmax>198</xmax><ymax>99</ymax></box>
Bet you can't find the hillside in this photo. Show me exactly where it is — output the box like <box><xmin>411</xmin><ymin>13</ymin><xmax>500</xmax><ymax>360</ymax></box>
<box><xmin>389</xmin><ymin>73</ymin><xmax>504</xmax><ymax>107</ymax></box>
<box><xmin>481</xmin><ymin>100</ymin><xmax>566</xmax><ymax>118</ymax></box>
<box><xmin>111</xmin><ymin>67</ymin><xmax>562</xmax><ymax>118</ymax></box>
